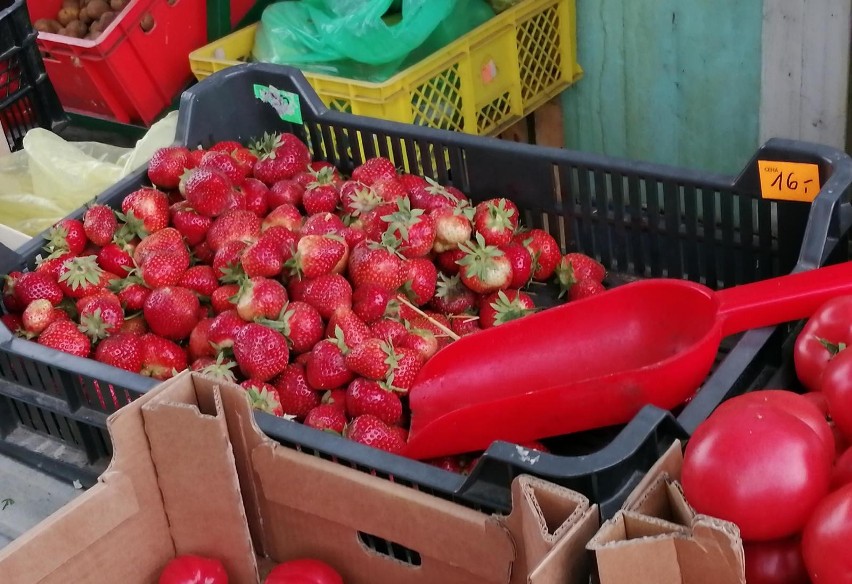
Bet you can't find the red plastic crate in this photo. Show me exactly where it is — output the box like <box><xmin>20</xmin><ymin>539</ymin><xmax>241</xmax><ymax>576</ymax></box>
<box><xmin>28</xmin><ymin>0</ymin><xmax>208</xmax><ymax>124</ymax></box>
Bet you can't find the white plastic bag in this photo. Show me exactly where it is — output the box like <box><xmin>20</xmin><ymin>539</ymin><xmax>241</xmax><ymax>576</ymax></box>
<box><xmin>0</xmin><ymin>111</ymin><xmax>178</xmax><ymax>237</ymax></box>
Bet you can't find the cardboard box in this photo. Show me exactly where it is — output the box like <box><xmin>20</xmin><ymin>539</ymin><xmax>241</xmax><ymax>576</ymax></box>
<box><xmin>0</xmin><ymin>372</ymin><xmax>600</xmax><ymax>584</ymax></box>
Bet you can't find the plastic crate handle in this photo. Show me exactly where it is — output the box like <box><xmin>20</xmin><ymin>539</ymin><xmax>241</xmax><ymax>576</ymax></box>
<box><xmin>0</xmin><ymin>241</ymin><xmax>21</xmax><ymax>277</ymax></box>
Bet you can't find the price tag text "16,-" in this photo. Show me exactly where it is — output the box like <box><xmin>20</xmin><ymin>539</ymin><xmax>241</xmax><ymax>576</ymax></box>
<box><xmin>758</xmin><ymin>160</ymin><xmax>821</xmax><ymax>203</ymax></box>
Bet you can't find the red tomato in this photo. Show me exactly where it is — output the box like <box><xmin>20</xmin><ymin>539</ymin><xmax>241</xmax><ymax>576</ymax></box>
<box><xmin>744</xmin><ymin>537</ymin><xmax>809</xmax><ymax>584</ymax></box>
<box><xmin>682</xmin><ymin>403</ymin><xmax>832</xmax><ymax>541</ymax></box>
<box><xmin>264</xmin><ymin>559</ymin><xmax>343</xmax><ymax>584</ymax></box>
<box><xmin>801</xmin><ymin>391</ymin><xmax>829</xmax><ymax>417</ymax></box>
<box><xmin>158</xmin><ymin>555</ymin><xmax>228</xmax><ymax>584</ymax></box>
<box><xmin>714</xmin><ymin>389</ymin><xmax>834</xmax><ymax>462</ymax></box>
<box><xmin>802</xmin><ymin>482</ymin><xmax>852</xmax><ymax>583</ymax></box>
<box><xmin>832</xmin><ymin>446</ymin><xmax>852</xmax><ymax>490</ymax></box>
<box><xmin>794</xmin><ymin>296</ymin><xmax>852</xmax><ymax>392</ymax></box>
<box><xmin>819</xmin><ymin>346</ymin><xmax>852</xmax><ymax>444</ymax></box>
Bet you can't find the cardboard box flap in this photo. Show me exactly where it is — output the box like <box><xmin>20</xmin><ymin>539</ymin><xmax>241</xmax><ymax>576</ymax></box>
<box><xmin>622</xmin><ymin>440</ymin><xmax>683</xmax><ymax>512</ymax></box>
<box><xmin>527</xmin><ymin>500</ymin><xmax>600</xmax><ymax>584</ymax></box>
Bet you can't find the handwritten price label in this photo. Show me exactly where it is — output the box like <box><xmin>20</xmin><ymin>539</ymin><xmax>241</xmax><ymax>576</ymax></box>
<box><xmin>758</xmin><ymin>160</ymin><xmax>821</xmax><ymax>202</ymax></box>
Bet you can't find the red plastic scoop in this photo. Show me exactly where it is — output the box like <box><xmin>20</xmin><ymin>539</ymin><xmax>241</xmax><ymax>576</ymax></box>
<box><xmin>404</xmin><ymin>261</ymin><xmax>852</xmax><ymax>460</ymax></box>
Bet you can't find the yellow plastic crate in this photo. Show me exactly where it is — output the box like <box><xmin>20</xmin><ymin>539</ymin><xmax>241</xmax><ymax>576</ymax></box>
<box><xmin>189</xmin><ymin>0</ymin><xmax>582</xmax><ymax>136</ymax></box>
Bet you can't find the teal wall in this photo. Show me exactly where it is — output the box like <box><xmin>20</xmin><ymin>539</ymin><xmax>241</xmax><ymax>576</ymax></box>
<box><xmin>561</xmin><ymin>0</ymin><xmax>763</xmax><ymax>175</ymax></box>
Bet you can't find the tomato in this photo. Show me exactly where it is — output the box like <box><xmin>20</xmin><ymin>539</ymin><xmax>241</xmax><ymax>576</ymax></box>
<box><xmin>831</xmin><ymin>446</ymin><xmax>852</xmax><ymax>490</ymax></box>
<box><xmin>714</xmin><ymin>389</ymin><xmax>835</xmax><ymax>461</ymax></box>
<box><xmin>794</xmin><ymin>296</ymin><xmax>852</xmax><ymax>392</ymax></box>
<box><xmin>158</xmin><ymin>555</ymin><xmax>228</xmax><ymax>584</ymax></box>
<box><xmin>264</xmin><ymin>559</ymin><xmax>343</xmax><ymax>584</ymax></box>
<box><xmin>802</xmin><ymin>482</ymin><xmax>852</xmax><ymax>583</ymax></box>
<box><xmin>819</xmin><ymin>346</ymin><xmax>852</xmax><ymax>444</ymax></box>
<box><xmin>682</xmin><ymin>403</ymin><xmax>832</xmax><ymax>541</ymax></box>
<box><xmin>744</xmin><ymin>537</ymin><xmax>809</xmax><ymax>584</ymax></box>
<box><xmin>801</xmin><ymin>391</ymin><xmax>829</xmax><ymax>417</ymax></box>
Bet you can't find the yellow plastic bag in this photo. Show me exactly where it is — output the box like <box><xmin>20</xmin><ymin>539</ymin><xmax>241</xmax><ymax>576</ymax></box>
<box><xmin>0</xmin><ymin>111</ymin><xmax>178</xmax><ymax>237</ymax></box>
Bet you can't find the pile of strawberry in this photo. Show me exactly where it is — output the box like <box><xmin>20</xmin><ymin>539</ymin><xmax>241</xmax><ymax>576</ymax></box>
<box><xmin>0</xmin><ymin>132</ymin><xmax>606</xmax><ymax>465</ymax></box>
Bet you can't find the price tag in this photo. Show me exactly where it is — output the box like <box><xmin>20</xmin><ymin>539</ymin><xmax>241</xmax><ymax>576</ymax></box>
<box><xmin>253</xmin><ymin>84</ymin><xmax>303</xmax><ymax>125</ymax></box>
<box><xmin>758</xmin><ymin>160</ymin><xmax>821</xmax><ymax>202</ymax></box>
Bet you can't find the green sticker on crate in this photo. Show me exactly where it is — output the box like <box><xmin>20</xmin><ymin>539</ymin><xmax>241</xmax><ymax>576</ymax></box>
<box><xmin>253</xmin><ymin>84</ymin><xmax>302</xmax><ymax>124</ymax></box>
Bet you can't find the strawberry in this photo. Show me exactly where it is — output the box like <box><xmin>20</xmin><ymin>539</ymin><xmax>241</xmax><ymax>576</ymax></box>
<box><xmin>555</xmin><ymin>253</ymin><xmax>606</xmax><ymax>297</ymax></box>
<box><xmin>300</xmin><ymin>212</ymin><xmax>345</xmax><ymax>237</ymax></box>
<box><xmin>57</xmin><ymin>256</ymin><xmax>113</xmax><ymax>299</ymax></box>
<box><xmin>398</xmin><ymin>173</ymin><xmax>427</xmax><ymax>194</ymax></box>
<box><xmin>401</xmin><ymin>258</ymin><xmax>437</xmax><ymax>306</ymax></box>
<box><xmin>345</xmin><ymin>414</ymin><xmax>405</xmax><ymax>454</ymax></box>
<box><xmin>515</xmin><ymin>229</ymin><xmax>560</xmax><ymax>281</ymax></box>
<box><xmin>2</xmin><ymin>272</ymin><xmax>24</xmax><ymax>312</ymax></box>
<box><xmin>262</xmin><ymin>203</ymin><xmax>304</xmax><ymax>232</ymax></box>
<box><xmin>386</xmin><ymin>347</ymin><xmax>421</xmax><ymax>393</ymax></box>
<box><xmin>434</xmin><ymin>249</ymin><xmax>464</xmax><ymax>275</ymax></box>
<box><xmin>0</xmin><ymin>313</ymin><xmax>22</xmax><ymax>334</ymax></box>
<box><xmin>358</xmin><ymin>202</ymin><xmax>398</xmax><ymax>242</ymax></box>
<box><xmin>304</xmin><ymin>404</ymin><xmax>347</xmax><ymax>434</ymax></box>
<box><xmin>143</xmin><ymin>286</ymin><xmax>201</xmax><ymax>340</ymax></box>
<box><xmin>341</xmin><ymin>226</ymin><xmax>367</xmax><ymax>250</ymax></box>
<box><xmin>399</xmin><ymin>327</ymin><xmax>439</xmax><ymax>362</ymax></box>
<box><xmin>287</xmin><ymin>234</ymin><xmax>348</xmax><ymax>279</ymax></box>
<box><xmin>303</xmin><ymin>167</ymin><xmax>341</xmax><ymax>215</ymax></box>
<box><xmin>272</xmin><ymin>364</ymin><xmax>319</xmax><ymax>418</ymax></box>
<box><xmin>289</xmin><ymin>273</ymin><xmax>352</xmax><ymax>320</ymax></box>
<box><xmin>208</xmin><ymin>309</ymin><xmax>247</xmax><ymax>350</ymax></box>
<box><xmin>206</xmin><ymin>209</ymin><xmax>261</xmax><ymax>252</ymax></box>
<box><xmin>241</xmin><ymin>380</ymin><xmax>284</xmax><ymax>416</ymax></box>
<box><xmin>119</xmin><ymin>314</ymin><xmax>148</xmax><ymax>336</ymax></box>
<box><xmin>43</xmin><ymin>218</ymin><xmax>88</xmax><ymax>258</ymax></box>
<box><xmin>75</xmin><ymin>290</ymin><xmax>120</xmax><ymax>313</ymax></box>
<box><xmin>479</xmin><ymin>290</ymin><xmax>535</xmax><ymax>329</ymax></box>
<box><xmin>326</xmin><ymin>309</ymin><xmax>373</xmax><ymax>349</ymax></box>
<box><xmin>233</xmin><ymin>323</ymin><xmax>290</xmax><ymax>382</ymax></box>
<box><xmin>97</xmin><ymin>242</ymin><xmax>135</xmax><ymax>277</ymax></box>
<box><xmin>191</xmin><ymin>242</ymin><xmax>215</xmax><ymax>265</ymax></box>
<box><xmin>321</xmin><ymin>388</ymin><xmax>347</xmax><ymax>411</ymax></box>
<box><xmin>193</xmin><ymin>353</ymin><xmax>238</xmax><ymax>383</ymax></box>
<box><xmin>176</xmin><ymin>265</ymin><xmax>218</xmax><ymax>298</ymax></box>
<box><xmin>569</xmin><ymin>279</ymin><xmax>606</xmax><ymax>301</ymax></box>
<box><xmin>37</xmin><ymin>320</ymin><xmax>90</xmax><ymax>358</ymax></box>
<box><xmin>115</xmin><ymin>281</ymin><xmax>150</xmax><ymax>311</ymax></box>
<box><xmin>188</xmin><ymin>317</ymin><xmax>216</xmax><ymax>360</ymax></box>
<box><xmin>431</xmin><ymin>205</ymin><xmax>474</xmax><ymax>252</ymax></box>
<box><xmin>372</xmin><ymin>177</ymin><xmax>408</xmax><ymax>202</ymax></box>
<box><xmin>410</xmin><ymin>177</ymin><xmax>466</xmax><ymax>212</ymax></box>
<box><xmin>268</xmin><ymin>179</ymin><xmax>305</xmax><ymax>209</ymax></box>
<box><xmin>120</xmin><ymin>188</ymin><xmax>170</xmax><ymax>236</ymax></box>
<box><xmin>305</xmin><ymin>334</ymin><xmax>353</xmax><ymax>390</ymax></box>
<box><xmin>500</xmin><ymin>241</ymin><xmax>533</xmax><ymax>289</ymax></box>
<box><xmin>82</xmin><ymin>205</ymin><xmax>118</xmax><ymax>247</ymax></box>
<box><xmin>148</xmin><ymin>146</ymin><xmax>191</xmax><ymax>189</ymax></box>
<box><xmin>428</xmin><ymin>273</ymin><xmax>477</xmax><ymax>315</ymax></box>
<box><xmin>344</xmin><ymin>338</ymin><xmax>395</xmax><ymax>381</ymax></box>
<box><xmin>251</xmin><ymin>132</ymin><xmax>311</xmax><ymax>184</ymax></box>
<box><xmin>210</xmin><ymin>140</ymin><xmax>243</xmax><ymax>153</ymax></box>
<box><xmin>199</xmin><ymin>150</ymin><xmax>249</xmax><ymax>186</ymax></box>
<box><xmin>472</xmin><ymin>198</ymin><xmax>519</xmax><ymax>246</ymax></box>
<box><xmin>241</xmin><ymin>236</ymin><xmax>284</xmax><ymax>278</ymax></box>
<box><xmin>187</xmin><ymin>148</ymin><xmax>206</xmax><ymax>168</ymax></box>
<box><xmin>347</xmin><ymin>240</ymin><xmax>406</xmax><ymax>291</ymax></box>
<box><xmin>171</xmin><ymin>202</ymin><xmax>213</xmax><ymax>246</ymax></box>
<box><xmin>340</xmin><ymin>181</ymin><xmax>382</xmax><ymax>217</ymax></box>
<box><xmin>211</xmin><ymin>284</ymin><xmax>240</xmax><ymax>313</ymax></box>
<box><xmin>456</xmin><ymin>233</ymin><xmax>512</xmax><ymax>294</ymax></box>
<box><xmin>352</xmin><ymin>283</ymin><xmax>393</xmax><ymax>324</ymax></box>
<box><xmin>370</xmin><ymin>318</ymin><xmax>408</xmax><ymax>345</ymax></box>
<box><xmin>94</xmin><ymin>332</ymin><xmax>144</xmax><ymax>373</ymax></box>
<box><xmin>213</xmin><ymin>240</ymin><xmax>248</xmax><ymax>282</ymax></box>
<box><xmin>382</xmin><ymin>198</ymin><xmax>436</xmax><ymax>258</ymax></box>
<box><xmin>345</xmin><ymin>377</ymin><xmax>402</xmax><ymax>425</ymax></box>
<box><xmin>78</xmin><ymin>296</ymin><xmax>125</xmax><ymax>340</ymax></box>
<box><xmin>351</xmin><ymin>157</ymin><xmax>396</xmax><ymax>185</ymax></box>
<box><xmin>133</xmin><ymin>228</ymin><xmax>190</xmax><ymax>288</ymax></box>
<box><xmin>182</xmin><ymin>167</ymin><xmax>234</xmax><ymax>218</ymax></box>
<box><xmin>14</xmin><ymin>271</ymin><xmax>64</xmax><ymax>306</ymax></box>
<box><xmin>235</xmin><ymin>277</ymin><xmax>287</xmax><ymax>322</ymax></box>
<box><xmin>239</xmin><ymin>178</ymin><xmax>270</xmax><ymax>217</ymax></box>
<box><xmin>450</xmin><ymin>313</ymin><xmax>481</xmax><ymax>337</ymax></box>
<box><xmin>259</xmin><ymin>301</ymin><xmax>323</xmax><ymax>354</ymax></box>
<box><xmin>140</xmin><ymin>333</ymin><xmax>187</xmax><ymax>380</ymax></box>
<box><xmin>22</xmin><ymin>299</ymin><xmax>66</xmax><ymax>335</ymax></box>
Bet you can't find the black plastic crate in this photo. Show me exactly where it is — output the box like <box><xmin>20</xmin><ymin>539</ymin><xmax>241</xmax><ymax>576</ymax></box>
<box><xmin>0</xmin><ymin>0</ymin><xmax>67</xmax><ymax>151</ymax></box>
<box><xmin>2</xmin><ymin>64</ymin><xmax>852</xmax><ymax>519</ymax></box>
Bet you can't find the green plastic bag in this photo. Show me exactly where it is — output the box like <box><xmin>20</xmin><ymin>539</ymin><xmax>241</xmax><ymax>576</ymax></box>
<box><xmin>253</xmin><ymin>0</ymin><xmax>495</xmax><ymax>83</ymax></box>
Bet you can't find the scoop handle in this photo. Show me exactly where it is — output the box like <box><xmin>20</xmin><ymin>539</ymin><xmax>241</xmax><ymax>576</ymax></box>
<box><xmin>716</xmin><ymin>261</ymin><xmax>852</xmax><ymax>336</ymax></box>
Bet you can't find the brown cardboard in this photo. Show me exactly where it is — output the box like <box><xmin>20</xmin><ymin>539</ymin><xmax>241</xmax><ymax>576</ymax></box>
<box><xmin>0</xmin><ymin>372</ymin><xmax>601</xmax><ymax>584</ymax></box>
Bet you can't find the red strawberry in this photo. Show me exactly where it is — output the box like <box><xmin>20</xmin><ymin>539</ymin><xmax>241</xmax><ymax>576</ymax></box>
<box><xmin>341</xmin><ymin>181</ymin><xmax>382</xmax><ymax>217</ymax></box>
<box><xmin>37</xmin><ymin>320</ymin><xmax>90</xmax><ymax>358</ymax></box>
<box><xmin>116</xmin><ymin>281</ymin><xmax>150</xmax><ymax>311</ymax></box>
<box><xmin>410</xmin><ymin>178</ymin><xmax>466</xmax><ymax>212</ymax></box>
<box><xmin>22</xmin><ymin>299</ymin><xmax>66</xmax><ymax>335</ymax></box>
<box><xmin>343</xmin><ymin>338</ymin><xmax>395</xmax><ymax>381</ymax></box>
<box><xmin>188</xmin><ymin>317</ymin><xmax>216</xmax><ymax>360</ymax></box>
<box><xmin>120</xmin><ymin>188</ymin><xmax>170</xmax><ymax>236</ymax></box>
<box><xmin>262</xmin><ymin>203</ymin><xmax>303</xmax><ymax>232</ymax></box>
<box><xmin>206</xmin><ymin>209</ymin><xmax>261</xmax><ymax>252</ymax></box>
<box><xmin>187</xmin><ymin>148</ymin><xmax>206</xmax><ymax>168</ymax></box>
<box><xmin>304</xmin><ymin>404</ymin><xmax>347</xmax><ymax>434</ymax></box>
<box><xmin>431</xmin><ymin>205</ymin><xmax>474</xmax><ymax>252</ymax></box>
<box><xmin>478</xmin><ymin>290</ymin><xmax>535</xmax><ymax>329</ymax></box>
<box><xmin>176</xmin><ymin>265</ymin><xmax>218</xmax><ymax>298</ymax></box>
<box><xmin>370</xmin><ymin>318</ymin><xmax>408</xmax><ymax>345</ymax></box>
<box><xmin>94</xmin><ymin>332</ymin><xmax>144</xmax><ymax>373</ymax></box>
<box><xmin>347</xmin><ymin>240</ymin><xmax>406</xmax><ymax>291</ymax></box>
<box><xmin>450</xmin><ymin>313</ymin><xmax>481</xmax><ymax>337</ymax></box>
<box><xmin>235</xmin><ymin>277</ymin><xmax>287</xmax><ymax>322</ymax></box>
<box><xmin>231</xmin><ymin>147</ymin><xmax>258</xmax><ymax>174</ymax></box>
<box><xmin>300</xmin><ymin>212</ymin><xmax>345</xmax><ymax>237</ymax></box>
<box><xmin>555</xmin><ymin>253</ymin><xmax>606</xmax><ymax>297</ymax></box>
<box><xmin>171</xmin><ymin>202</ymin><xmax>213</xmax><ymax>246</ymax></box>
<box><xmin>193</xmin><ymin>353</ymin><xmax>238</xmax><ymax>383</ymax></box>
<box><xmin>182</xmin><ymin>167</ymin><xmax>234</xmax><ymax>218</ymax></box>
<box><xmin>435</xmin><ymin>249</ymin><xmax>464</xmax><ymax>275</ymax></box>
<box><xmin>148</xmin><ymin>146</ymin><xmax>191</xmax><ymax>189</ymax></box>
<box><xmin>210</xmin><ymin>140</ymin><xmax>243</xmax><ymax>153</ymax></box>
<box><xmin>2</xmin><ymin>272</ymin><xmax>24</xmax><ymax>312</ymax></box>
<box><xmin>272</xmin><ymin>364</ymin><xmax>320</xmax><ymax>419</ymax></box>
<box><xmin>358</xmin><ymin>201</ymin><xmax>398</xmax><ymax>242</ymax></box>
<box><xmin>303</xmin><ymin>167</ymin><xmax>341</xmax><ymax>215</ymax></box>
<box><xmin>341</xmin><ymin>226</ymin><xmax>367</xmax><ymax>250</ymax></box>
<box><xmin>208</xmin><ymin>309</ymin><xmax>247</xmax><ymax>350</ymax></box>
<box><xmin>352</xmin><ymin>283</ymin><xmax>393</xmax><ymax>323</ymax></box>
<box><xmin>401</xmin><ymin>258</ymin><xmax>437</xmax><ymax>306</ymax></box>
<box><xmin>14</xmin><ymin>271</ymin><xmax>64</xmax><ymax>306</ymax></box>
<box><xmin>305</xmin><ymin>336</ymin><xmax>353</xmax><ymax>390</ymax></box>
<box><xmin>473</xmin><ymin>198</ymin><xmax>519</xmax><ymax>246</ymax></box>
<box><xmin>382</xmin><ymin>198</ymin><xmax>436</xmax><ymax>258</ymax></box>
<box><xmin>57</xmin><ymin>256</ymin><xmax>113</xmax><ymax>299</ymax></box>
<box><xmin>78</xmin><ymin>296</ymin><xmax>125</xmax><ymax>340</ymax></box>
<box><xmin>351</xmin><ymin>157</ymin><xmax>396</xmax><ymax>185</ymax></box>
<box><xmin>97</xmin><ymin>242</ymin><xmax>134</xmax><ymax>277</ymax></box>
<box><xmin>372</xmin><ymin>177</ymin><xmax>408</xmax><ymax>202</ymax></box>
<box><xmin>240</xmin><ymin>236</ymin><xmax>284</xmax><ymax>279</ymax></box>
<box><xmin>34</xmin><ymin>253</ymin><xmax>74</xmax><ymax>282</ymax></box>
<box><xmin>289</xmin><ymin>273</ymin><xmax>352</xmax><ymax>320</ymax></box>
<box><xmin>345</xmin><ymin>414</ymin><xmax>405</xmax><ymax>454</ymax></box>
<box><xmin>287</xmin><ymin>234</ymin><xmax>348</xmax><ymax>279</ymax></box>
<box><xmin>251</xmin><ymin>132</ymin><xmax>311</xmax><ymax>184</ymax></box>
<box><xmin>399</xmin><ymin>327</ymin><xmax>439</xmax><ymax>362</ymax></box>
<box><xmin>500</xmin><ymin>241</ymin><xmax>533</xmax><ymax>289</ymax></box>
<box><xmin>143</xmin><ymin>286</ymin><xmax>200</xmax><ymax>340</ymax></box>
<box><xmin>569</xmin><ymin>279</ymin><xmax>606</xmax><ymax>301</ymax></box>
<box><xmin>1</xmin><ymin>313</ymin><xmax>22</xmax><ymax>334</ymax></box>
<box><xmin>211</xmin><ymin>284</ymin><xmax>240</xmax><ymax>313</ymax></box>
<box><xmin>321</xmin><ymin>388</ymin><xmax>347</xmax><ymax>411</ymax></box>
<box><xmin>133</xmin><ymin>228</ymin><xmax>190</xmax><ymax>288</ymax></box>
<box><xmin>269</xmin><ymin>179</ymin><xmax>305</xmax><ymax>209</ymax></box>
<box><xmin>515</xmin><ymin>229</ymin><xmax>560</xmax><ymax>281</ymax></box>
<box><xmin>191</xmin><ymin>241</ymin><xmax>215</xmax><ymax>265</ymax></box>
<box><xmin>429</xmin><ymin>273</ymin><xmax>477</xmax><ymax>315</ymax></box>
<box><xmin>456</xmin><ymin>233</ymin><xmax>512</xmax><ymax>294</ymax></box>
<box><xmin>212</xmin><ymin>240</ymin><xmax>248</xmax><ymax>282</ymax></box>
<box><xmin>43</xmin><ymin>218</ymin><xmax>87</xmax><ymax>258</ymax></box>
<box><xmin>140</xmin><ymin>333</ymin><xmax>187</xmax><ymax>380</ymax></box>
<box><xmin>82</xmin><ymin>205</ymin><xmax>118</xmax><ymax>247</ymax></box>
<box><xmin>326</xmin><ymin>308</ymin><xmax>373</xmax><ymax>349</ymax></box>
<box><xmin>398</xmin><ymin>173</ymin><xmax>427</xmax><ymax>194</ymax></box>
<box><xmin>386</xmin><ymin>347</ymin><xmax>421</xmax><ymax>393</ymax></box>
<box><xmin>233</xmin><ymin>323</ymin><xmax>290</xmax><ymax>381</ymax></box>
<box><xmin>75</xmin><ymin>289</ymin><xmax>120</xmax><ymax>313</ymax></box>
<box><xmin>199</xmin><ymin>150</ymin><xmax>249</xmax><ymax>186</ymax></box>
<box><xmin>345</xmin><ymin>377</ymin><xmax>402</xmax><ymax>425</ymax></box>
<box><xmin>241</xmin><ymin>380</ymin><xmax>284</xmax><ymax>416</ymax></box>
<box><xmin>259</xmin><ymin>301</ymin><xmax>324</xmax><ymax>354</ymax></box>
<box><xmin>240</xmin><ymin>178</ymin><xmax>270</xmax><ymax>217</ymax></box>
